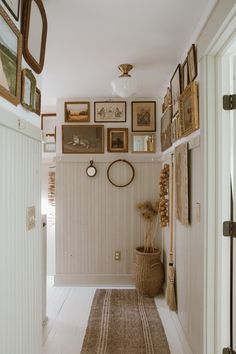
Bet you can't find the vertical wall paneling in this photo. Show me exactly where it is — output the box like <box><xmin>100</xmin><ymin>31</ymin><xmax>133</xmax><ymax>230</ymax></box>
<box><xmin>0</xmin><ymin>117</ymin><xmax>42</xmax><ymax>354</ymax></box>
<box><xmin>55</xmin><ymin>158</ymin><xmax>161</xmax><ymax>285</ymax></box>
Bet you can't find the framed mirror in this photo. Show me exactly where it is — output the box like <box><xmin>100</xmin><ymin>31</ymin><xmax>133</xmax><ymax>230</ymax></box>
<box><xmin>86</xmin><ymin>160</ymin><xmax>97</xmax><ymax>177</ymax></box>
<box><xmin>22</xmin><ymin>0</ymin><xmax>47</xmax><ymax>74</ymax></box>
<box><xmin>132</xmin><ymin>133</ymin><xmax>156</xmax><ymax>153</ymax></box>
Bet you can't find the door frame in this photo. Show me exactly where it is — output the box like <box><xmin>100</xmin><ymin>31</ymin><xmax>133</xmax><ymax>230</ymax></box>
<box><xmin>203</xmin><ymin>6</ymin><xmax>236</xmax><ymax>354</ymax></box>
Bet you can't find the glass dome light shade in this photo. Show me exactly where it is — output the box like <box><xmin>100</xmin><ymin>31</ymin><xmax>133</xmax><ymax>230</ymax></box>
<box><xmin>111</xmin><ymin>76</ymin><xmax>138</xmax><ymax>98</ymax></box>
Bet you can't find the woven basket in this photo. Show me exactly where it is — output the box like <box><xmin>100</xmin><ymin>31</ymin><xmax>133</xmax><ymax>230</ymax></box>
<box><xmin>134</xmin><ymin>247</ymin><xmax>164</xmax><ymax>297</ymax></box>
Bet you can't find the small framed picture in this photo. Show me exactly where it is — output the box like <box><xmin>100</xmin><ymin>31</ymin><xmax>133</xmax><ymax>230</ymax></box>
<box><xmin>0</xmin><ymin>5</ymin><xmax>22</xmax><ymax>106</ymax></box>
<box><xmin>33</xmin><ymin>87</ymin><xmax>41</xmax><ymax>116</ymax></box>
<box><xmin>175</xmin><ymin>113</ymin><xmax>182</xmax><ymax>140</ymax></box>
<box><xmin>65</xmin><ymin>101</ymin><xmax>90</xmax><ymax>122</ymax></box>
<box><xmin>21</xmin><ymin>68</ymin><xmax>36</xmax><ymax>111</ymax></box>
<box><xmin>188</xmin><ymin>44</ymin><xmax>197</xmax><ymax>82</ymax></box>
<box><xmin>2</xmin><ymin>0</ymin><xmax>20</xmax><ymax>21</ymax></box>
<box><xmin>131</xmin><ymin>101</ymin><xmax>156</xmax><ymax>132</ymax></box>
<box><xmin>62</xmin><ymin>124</ymin><xmax>104</xmax><ymax>154</ymax></box>
<box><xmin>171</xmin><ymin>117</ymin><xmax>177</xmax><ymax>144</ymax></box>
<box><xmin>132</xmin><ymin>133</ymin><xmax>155</xmax><ymax>153</ymax></box>
<box><xmin>43</xmin><ymin>142</ymin><xmax>56</xmax><ymax>153</ymax></box>
<box><xmin>107</xmin><ymin>128</ymin><xmax>128</xmax><ymax>152</ymax></box>
<box><xmin>41</xmin><ymin>113</ymin><xmax>56</xmax><ymax>139</ymax></box>
<box><xmin>182</xmin><ymin>58</ymin><xmax>189</xmax><ymax>91</ymax></box>
<box><xmin>179</xmin><ymin>81</ymin><xmax>199</xmax><ymax>136</ymax></box>
<box><xmin>161</xmin><ymin>106</ymin><xmax>172</xmax><ymax>152</ymax></box>
<box><xmin>94</xmin><ymin>101</ymin><xmax>126</xmax><ymax>122</ymax></box>
<box><xmin>170</xmin><ymin>64</ymin><xmax>182</xmax><ymax>118</ymax></box>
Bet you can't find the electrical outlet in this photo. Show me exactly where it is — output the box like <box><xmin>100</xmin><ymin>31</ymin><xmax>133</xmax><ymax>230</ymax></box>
<box><xmin>115</xmin><ymin>251</ymin><xmax>121</xmax><ymax>261</ymax></box>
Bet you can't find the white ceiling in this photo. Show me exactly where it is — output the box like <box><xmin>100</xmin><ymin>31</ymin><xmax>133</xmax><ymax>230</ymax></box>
<box><xmin>41</xmin><ymin>0</ymin><xmax>217</xmax><ymax>107</ymax></box>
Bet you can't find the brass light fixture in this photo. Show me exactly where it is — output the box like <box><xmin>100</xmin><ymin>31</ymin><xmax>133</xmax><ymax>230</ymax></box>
<box><xmin>111</xmin><ymin>64</ymin><xmax>138</xmax><ymax>98</ymax></box>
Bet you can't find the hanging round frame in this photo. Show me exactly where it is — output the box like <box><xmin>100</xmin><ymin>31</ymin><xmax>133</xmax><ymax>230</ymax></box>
<box><xmin>86</xmin><ymin>160</ymin><xmax>97</xmax><ymax>177</ymax></box>
<box><xmin>107</xmin><ymin>159</ymin><xmax>135</xmax><ymax>187</ymax></box>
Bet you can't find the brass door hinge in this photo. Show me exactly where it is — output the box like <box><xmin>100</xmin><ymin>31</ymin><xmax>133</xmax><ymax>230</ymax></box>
<box><xmin>223</xmin><ymin>94</ymin><xmax>236</xmax><ymax>110</ymax></box>
<box><xmin>223</xmin><ymin>221</ymin><xmax>236</xmax><ymax>238</ymax></box>
<box><xmin>223</xmin><ymin>348</ymin><xmax>236</xmax><ymax>354</ymax></box>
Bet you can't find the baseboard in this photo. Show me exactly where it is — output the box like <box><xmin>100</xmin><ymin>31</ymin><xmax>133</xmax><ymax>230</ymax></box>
<box><xmin>170</xmin><ymin>311</ymin><xmax>193</xmax><ymax>354</ymax></box>
<box><xmin>54</xmin><ymin>273</ymin><xmax>134</xmax><ymax>286</ymax></box>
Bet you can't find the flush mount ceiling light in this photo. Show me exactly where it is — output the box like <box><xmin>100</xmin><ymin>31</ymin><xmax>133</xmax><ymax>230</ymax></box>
<box><xmin>111</xmin><ymin>64</ymin><xmax>138</xmax><ymax>98</ymax></box>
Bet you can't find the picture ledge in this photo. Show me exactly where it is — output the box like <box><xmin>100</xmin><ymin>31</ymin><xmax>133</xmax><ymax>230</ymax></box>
<box><xmin>56</xmin><ymin>155</ymin><xmax>159</xmax><ymax>163</ymax></box>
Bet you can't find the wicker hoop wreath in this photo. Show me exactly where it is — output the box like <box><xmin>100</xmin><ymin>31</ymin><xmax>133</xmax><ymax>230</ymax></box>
<box><xmin>107</xmin><ymin>159</ymin><xmax>135</xmax><ymax>187</ymax></box>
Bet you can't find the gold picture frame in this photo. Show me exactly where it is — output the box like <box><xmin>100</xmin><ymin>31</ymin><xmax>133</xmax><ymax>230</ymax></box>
<box><xmin>65</xmin><ymin>101</ymin><xmax>90</xmax><ymax>122</ymax></box>
<box><xmin>62</xmin><ymin>124</ymin><xmax>104</xmax><ymax>154</ymax></box>
<box><xmin>107</xmin><ymin>128</ymin><xmax>128</xmax><ymax>153</ymax></box>
<box><xmin>34</xmin><ymin>87</ymin><xmax>41</xmax><ymax>116</ymax></box>
<box><xmin>131</xmin><ymin>133</ymin><xmax>156</xmax><ymax>153</ymax></box>
<box><xmin>0</xmin><ymin>5</ymin><xmax>22</xmax><ymax>106</ymax></box>
<box><xmin>131</xmin><ymin>101</ymin><xmax>156</xmax><ymax>132</ymax></box>
<box><xmin>179</xmin><ymin>81</ymin><xmax>199</xmax><ymax>137</ymax></box>
<box><xmin>161</xmin><ymin>106</ymin><xmax>172</xmax><ymax>152</ymax></box>
<box><xmin>21</xmin><ymin>68</ymin><xmax>36</xmax><ymax>111</ymax></box>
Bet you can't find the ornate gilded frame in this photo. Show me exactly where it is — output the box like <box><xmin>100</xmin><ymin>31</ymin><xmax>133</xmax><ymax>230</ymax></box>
<box><xmin>179</xmin><ymin>81</ymin><xmax>199</xmax><ymax>137</ymax></box>
<box><xmin>107</xmin><ymin>128</ymin><xmax>128</xmax><ymax>153</ymax></box>
<box><xmin>0</xmin><ymin>5</ymin><xmax>22</xmax><ymax>106</ymax></box>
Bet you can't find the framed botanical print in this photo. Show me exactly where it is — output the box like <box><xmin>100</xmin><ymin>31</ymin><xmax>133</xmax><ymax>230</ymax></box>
<box><xmin>62</xmin><ymin>124</ymin><xmax>104</xmax><ymax>154</ymax></box>
<box><xmin>94</xmin><ymin>101</ymin><xmax>126</xmax><ymax>122</ymax></box>
<box><xmin>107</xmin><ymin>128</ymin><xmax>128</xmax><ymax>152</ymax></box>
<box><xmin>131</xmin><ymin>101</ymin><xmax>156</xmax><ymax>132</ymax></box>
<box><xmin>182</xmin><ymin>57</ymin><xmax>189</xmax><ymax>91</ymax></box>
<box><xmin>161</xmin><ymin>106</ymin><xmax>172</xmax><ymax>152</ymax></box>
<box><xmin>21</xmin><ymin>68</ymin><xmax>36</xmax><ymax>111</ymax></box>
<box><xmin>34</xmin><ymin>87</ymin><xmax>41</xmax><ymax>116</ymax></box>
<box><xmin>179</xmin><ymin>81</ymin><xmax>199</xmax><ymax>136</ymax></box>
<box><xmin>170</xmin><ymin>64</ymin><xmax>182</xmax><ymax>118</ymax></box>
<box><xmin>41</xmin><ymin>113</ymin><xmax>56</xmax><ymax>140</ymax></box>
<box><xmin>65</xmin><ymin>101</ymin><xmax>90</xmax><ymax>122</ymax></box>
<box><xmin>2</xmin><ymin>0</ymin><xmax>20</xmax><ymax>21</ymax></box>
<box><xmin>188</xmin><ymin>44</ymin><xmax>197</xmax><ymax>82</ymax></box>
<box><xmin>0</xmin><ymin>5</ymin><xmax>22</xmax><ymax>106</ymax></box>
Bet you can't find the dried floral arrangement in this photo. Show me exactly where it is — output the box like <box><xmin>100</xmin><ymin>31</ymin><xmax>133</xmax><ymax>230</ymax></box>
<box><xmin>137</xmin><ymin>200</ymin><xmax>159</xmax><ymax>253</ymax></box>
<box><xmin>159</xmin><ymin>164</ymin><xmax>169</xmax><ymax>227</ymax></box>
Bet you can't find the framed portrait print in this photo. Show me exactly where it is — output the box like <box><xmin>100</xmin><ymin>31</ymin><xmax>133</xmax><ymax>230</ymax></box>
<box><xmin>2</xmin><ymin>0</ymin><xmax>20</xmax><ymax>21</ymax></box>
<box><xmin>170</xmin><ymin>64</ymin><xmax>182</xmax><ymax>118</ymax></box>
<box><xmin>94</xmin><ymin>101</ymin><xmax>126</xmax><ymax>122</ymax></box>
<box><xmin>179</xmin><ymin>81</ymin><xmax>199</xmax><ymax>136</ymax></box>
<box><xmin>131</xmin><ymin>101</ymin><xmax>156</xmax><ymax>132</ymax></box>
<box><xmin>0</xmin><ymin>5</ymin><xmax>22</xmax><ymax>106</ymax></box>
<box><xmin>182</xmin><ymin>57</ymin><xmax>189</xmax><ymax>91</ymax></box>
<box><xmin>33</xmin><ymin>87</ymin><xmax>41</xmax><ymax>115</ymax></box>
<box><xmin>188</xmin><ymin>44</ymin><xmax>197</xmax><ymax>82</ymax></box>
<box><xmin>41</xmin><ymin>113</ymin><xmax>56</xmax><ymax>139</ymax></box>
<box><xmin>161</xmin><ymin>106</ymin><xmax>172</xmax><ymax>152</ymax></box>
<box><xmin>132</xmin><ymin>133</ymin><xmax>155</xmax><ymax>153</ymax></box>
<box><xmin>107</xmin><ymin>128</ymin><xmax>128</xmax><ymax>153</ymax></box>
<box><xmin>62</xmin><ymin>125</ymin><xmax>104</xmax><ymax>154</ymax></box>
<box><xmin>65</xmin><ymin>101</ymin><xmax>90</xmax><ymax>122</ymax></box>
<box><xmin>21</xmin><ymin>68</ymin><xmax>36</xmax><ymax>111</ymax></box>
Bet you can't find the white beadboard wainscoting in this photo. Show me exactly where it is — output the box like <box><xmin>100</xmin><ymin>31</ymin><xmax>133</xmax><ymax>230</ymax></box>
<box><xmin>0</xmin><ymin>108</ymin><xmax>42</xmax><ymax>354</ymax></box>
<box><xmin>55</xmin><ymin>157</ymin><xmax>161</xmax><ymax>285</ymax></box>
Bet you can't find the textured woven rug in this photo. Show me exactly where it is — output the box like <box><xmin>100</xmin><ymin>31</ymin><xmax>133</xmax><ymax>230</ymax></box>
<box><xmin>80</xmin><ymin>289</ymin><xmax>170</xmax><ymax>354</ymax></box>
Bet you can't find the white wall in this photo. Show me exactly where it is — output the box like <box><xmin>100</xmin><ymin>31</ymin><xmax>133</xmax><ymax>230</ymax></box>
<box><xmin>0</xmin><ymin>107</ymin><xmax>42</xmax><ymax>354</ymax></box>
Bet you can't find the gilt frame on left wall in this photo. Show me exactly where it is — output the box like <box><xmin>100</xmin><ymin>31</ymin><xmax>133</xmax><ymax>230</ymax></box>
<box><xmin>0</xmin><ymin>5</ymin><xmax>22</xmax><ymax>106</ymax></box>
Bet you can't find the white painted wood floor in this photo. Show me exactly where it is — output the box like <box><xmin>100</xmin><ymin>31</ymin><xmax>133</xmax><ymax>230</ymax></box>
<box><xmin>42</xmin><ymin>278</ymin><xmax>186</xmax><ymax>354</ymax></box>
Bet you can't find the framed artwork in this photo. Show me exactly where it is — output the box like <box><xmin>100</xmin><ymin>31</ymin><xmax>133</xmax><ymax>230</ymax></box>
<box><xmin>34</xmin><ymin>87</ymin><xmax>41</xmax><ymax>115</ymax></box>
<box><xmin>175</xmin><ymin>113</ymin><xmax>182</xmax><ymax>140</ymax></box>
<box><xmin>175</xmin><ymin>143</ymin><xmax>189</xmax><ymax>225</ymax></box>
<box><xmin>2</xmin><ymin>0</ymin><xmax>20</xmax><ymax>21</ymax></box>
<box><xmin>131</xmin><ymin>101</ymin><xmax>156</xmax><ymax>132</ymax></box>
<box><xmin>43</xmin><ymin>142</ymin><xmax>56</xmax><ymax>153</ymax></box>
<box><xmin>0</xmin><ymin>5</ymin><xmax>22</xmax><ymax>106</ymax></box>
<box><xmin>62</xmin><ymin>124</ymin><xmax>104</xmax><ymax>154</ymax></box>
<box><xmin>182</xmin><ymin>57</ymin><xmax>189</xmax><ymax>91</ymax></box>
<box><xmin>21</xmin><ymin>0</ymin><xmax>47</xmax><ymax>74</ymax></box>
<box><xmin>188</xmin><ymin>44</ymin><xmax>197</xmax><ymax>82</ymax></box>
<box><xmin>179</xmin><ymin>81</ymin><xmax>199</xmax><ymax>136</ymax></box>
<box><xmin>163</xmin><ymin>87</ymin><xmax>171</xmax><ymax>112</ymax></box>
<box><xmin>94</xmin><ymin>101</ymin><xmax>126</xmax><ymax>122</ymax></box>
<box><xmin>65</xmin><ymin>101</ymin><xmax>90</xmax><ymax>122</ymax></box>
<box><xmin>170</xmin><ymin>64</ymin><xmax>181</xmax><ymax>118</ymax></box>
<box><xmin>131</xmin><ymin>133</ymin><xmax>155</xmax><ymax>153</ymax></box>
<box><xmin>107</xmin><ymin>128</ymin><xmax>128</xmax><ymax>152</ymax></box>
<box><xmin>171</xmin><ymin>117</ymin><xmax>177</xmax><ymax>144</ymax></box>
<box><xmin>161</xmin><ymin>106</ymin><xmax>172</xmax><ymax>152</ymax></box>
<box><xmin>21</xmin><ymin>68</ymin><xmax>36</xmax><ymax>111</ymax></box>
<box><xmin>41</xmin><ymin>113</ymin><xmax>56</xmax><ymax>139</ymax></box>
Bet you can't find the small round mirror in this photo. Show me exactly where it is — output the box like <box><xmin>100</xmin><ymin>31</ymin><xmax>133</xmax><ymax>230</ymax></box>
<box><xmin>86</xmin><ymin>160</ymin><xmax>97</xmax><ymax>177</ymax></box>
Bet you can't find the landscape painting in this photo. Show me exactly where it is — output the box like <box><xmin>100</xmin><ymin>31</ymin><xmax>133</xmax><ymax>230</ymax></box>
<box><xmin>65</xmin><ymin>101</ymin><xmax>90</xmax><ymax>122</ymax></box>
<box><xmin>62</xmin><ymin>125</ymin><xmax>104</xmax><ymax>154</ymax></box>
<box><xmin>0</xmin><ymin>6</ymin><xmax>21</xmax><ymax>105</ymax></box>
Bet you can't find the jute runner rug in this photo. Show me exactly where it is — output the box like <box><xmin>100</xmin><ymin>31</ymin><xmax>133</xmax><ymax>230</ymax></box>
<box><xmin>80</xmin><ymin>289</ymin><xmax>170</xmax><ymax>354</ymax></box>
